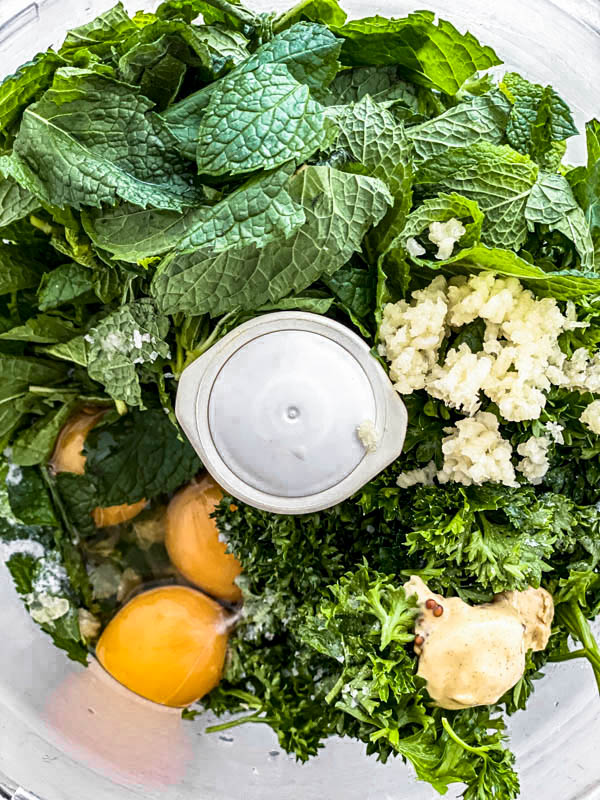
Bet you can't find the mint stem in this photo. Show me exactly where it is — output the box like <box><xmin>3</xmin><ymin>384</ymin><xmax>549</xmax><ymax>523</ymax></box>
<box><xmin>272</xmin><ymin>0</ymin><xmax>309</xmax><ymax>33</ymax></box>
<box><xmin>182</xmin><ymin>309</ymin><xmax>240</xmax><ymax>370</ymax></box>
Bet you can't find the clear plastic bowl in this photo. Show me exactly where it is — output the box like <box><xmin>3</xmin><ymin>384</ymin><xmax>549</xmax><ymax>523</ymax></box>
<box><xmin>1</xmin><ymin>1</ymin><xmax>600</xmax><ymax>798</ymax></box>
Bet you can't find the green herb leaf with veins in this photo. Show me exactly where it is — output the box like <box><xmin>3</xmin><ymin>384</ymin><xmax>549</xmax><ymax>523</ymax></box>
<box><xmin>85</xmin><ymin>301</ymin><xmax>171</xmax><ymax>407</ymax></box>
<box><xmin>10</xmin><ymin>68</ymin><xmax>203</xmax><ymax>211</ymax></box>
<box><xmin>196</xmin><ymin>62</ymin><xmax>331</xmax><ymax>176</ymax></box>
<box><xmin>82</xmin><ymin>164</ymin><xmax>304</xmax><ymax>263</ymax></box>
<box><xmin>151</xmin><ymin>166</ymin><xmax>391</xmax><ymax>315</ymax></box>
<box><xmin>331</xmin><ymin>11</ymin><xmax>501</xmax><ymax>95</ymax></box>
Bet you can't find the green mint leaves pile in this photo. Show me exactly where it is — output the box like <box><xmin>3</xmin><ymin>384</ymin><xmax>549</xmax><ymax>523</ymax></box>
<box><xmin>0</xmin><ymin>1</ymin><xmax>599</xmax><ymax>797</ymax></box>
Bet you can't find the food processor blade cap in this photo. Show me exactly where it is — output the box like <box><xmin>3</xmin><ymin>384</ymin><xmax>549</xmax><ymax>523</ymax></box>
<box><xmin>176</xmin><ymin>312</ymin><xmax>407</xmax><ymax>514</ymax></box>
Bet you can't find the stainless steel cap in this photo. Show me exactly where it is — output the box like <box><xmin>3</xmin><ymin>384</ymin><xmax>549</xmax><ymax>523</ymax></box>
<box><xmin>175</xmin><ymin>312</ymin><xmax>407</xmax><ymax>515</ymax></box>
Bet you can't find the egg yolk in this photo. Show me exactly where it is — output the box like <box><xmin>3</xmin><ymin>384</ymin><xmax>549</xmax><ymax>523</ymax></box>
<box><xmin>50</xmin><ymin>409</ymin><xmax>147</xmax><ymax>528</ymax></box>
<box><xmin>96</xmin><ymin>586</ymin><xmax>229</xmax><ymax>707</ymax></box>
<box><xmin>165</xmin><ymin>477</ymin><xmax>242</xmax><ymax>604</ymax></box>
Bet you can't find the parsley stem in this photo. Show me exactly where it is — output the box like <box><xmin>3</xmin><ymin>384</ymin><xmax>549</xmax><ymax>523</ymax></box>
<box><xmin>325</xmin><ymin>671</ymin><xmax>346</xmax><ymax>705</ymax></box>
<box><xmin>550</xmin><ymin>648</ymin><xmax>587</xmax><ymax>662</ymax></box>
<box><xmin>205</xmin><ymin>712</ymin><xmax>267</xmax><ymax>733</ymax></box>
<box><xmin>554</xmin><ymin>602</ymin><xmax>600</xmax><ymax>694</ymax></box>
<box><xmin>441</xmin><ymin>717</ymin><xmax>491</xmax><ymax>756</ymax></box>
<box><xmin>477</xmin><ymin>511</ymin><xmax>492</xmax><ymax>536</ymax></box>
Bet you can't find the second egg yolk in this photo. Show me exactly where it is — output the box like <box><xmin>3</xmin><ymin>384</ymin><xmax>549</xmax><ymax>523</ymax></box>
<box><xmin>50</xmin><ymin>409</ymin><xmax>147</xmax><ymax>528</ymax></box>
<box><xmin>96</xmin><ymin>586</ymin><xmax>229</xmax><ymax>707</ymax></box>
<box><xmin>165</xmin><ymin>477</ymin><xmax>243</xmax><ymax>605</ymax></box>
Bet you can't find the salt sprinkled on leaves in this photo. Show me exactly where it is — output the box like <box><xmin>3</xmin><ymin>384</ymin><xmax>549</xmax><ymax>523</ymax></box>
<box><xmin>132</xmin><ymin>329</ymin><xmax>143</xmax><ymax>349</ymax></box>
<box><xmin>6</xmin><ymin>462</ymin><xmax>23</xmax><ymax>486</ymax></box>
<box><xmin>34</xmin><ymin>552</ymin><xmax>68</xmax><ymax>595</ymax></box>
<box><xmin>0</xmin><ymin>539</ymin><xmax>45</xmax><ymax>560</ymax></box>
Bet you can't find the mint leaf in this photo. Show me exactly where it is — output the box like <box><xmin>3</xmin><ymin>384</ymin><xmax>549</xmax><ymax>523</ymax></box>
<box><xmin>326</xmin><ymin>65</ymin><xmax>419</xmax><ymax>109</ymax></box>
<box><xmin>82</xmin><ymin>164</ymin><xmax>304</xmax><ymax>262</ymax></box>
<box><xmin>331</xmin><ymin>12</ymin><xmax>501</xmax><ymax>95</ymax></box>
<box><xmin>152</xmin><ymin>166</ymin><xmax>391</xmax><ymax>315</ymax></box>
<box><xmin>37</xmin><ymin>263</ymin><xmax>95</xmax><ymax>310</ymax></box>
<box><xmin>11</xmin><ymin>402</ymin><xmax>76</xmax><ymax>467</ymax></box>
<box><xmin>0</xmin><ymin>315</ymin><xmax>77</xmax><ymax>344</ymax></box>
<box><xmin>418</xmin><ymin>142</ymin><xmax>538</xmax><ymax>249</ymax></box>
<box><xmin>196</xmin><ymin>63</ymin><xmax>330</xmax><ymax>176</ymax></box>
<box><xmin>409</xmin><ymin>242</ymin><xmax>600</xmax><ymax>300</ymax></box>
<box><xmin>275</xmin><ymin>0</ymin><xmax>347</xmax><ymax>29</ymax></box>
<box><xmin>0</xmin><ymin>461</ymin><xmax>52</xmax><ymax>532</ymax></box>
<box><xmin>0</xmin><ymin>355</ymin><xmax>67</xmax><ymax>402</ymax></box>
<box><xmin>131</xmin><ymin>52</ymin><xmax>187</xmax><ymax>111</ymax></box>
<box><xmin>116</xmin><ymin>19</ymin><xmax>240</xmax><ymax>110</ymax></box>
<box><xmin>118</xmin><ymin>38</ymin><xmax>191</xmax><ymax>112</ymax></box>
<box><xmin>86</xmin><ymin>301</ymin><xmax>171</xmax><ymax>407</ymax></box>
<box><xmin>526</xmin><ymin>173</ymin><xmax>582</xmax><ymax>224</ymax></box>
<box><xmin>0</xmin><ymin>175</ymin><xmax>38</xmax><ymax>228</ymax></box>
<box><xmin>156</xmin><ymin>0</ymin><xmax>259</xmax><ymax>30</ymax></box>
<box><xmin>526</xmin><ymin>172</ymin><xmax>594</xmax><ymax>268</ymax></box>
<box><xmin>84</xmin><ymin>408</ymin><xmax>201</xmax><ymax>505</ymax></box>
<box><xmin>239</xmin><ymin>22</ymin><xmax>341</xmax><ymax>91</ymax></box>
<box><xmin>415</xmin><ymin>142</ymin><xmax>531</xmax><ymax>185</ymax></box>
<box><xmin>407</xmin><ymin>91</ymin><xmax>511</xmax><ymax>159</ymax></box>
<box><xmin>0</xmin><ymin>243</ymin><xmax>46</xmax><ymax>295</ymax></box>
<box><xmin>174</xmin><ymin>165</ymin><xmax>305</xmax><ymax>251</ymax></box>
<box><xmin>41</xmin><ymin>336</ymin><xmax>88</xmax><ymax>367</ymax></box>
<box><xmin>336</xmin><ymin>95</ymin><xmax>413</xmax><ymax>253</ymax></box>
<box><xmin>55</xmin><ymin>473</ymin><xmax>97</xmax><ymax>536</ymax></box>
<box><xmin>501</xmin><ymin>72</ymin><xmax>578</xmax><ymax>165</ymax></box>
<box><xmin>258</xmin><ymin>293</ymin><xmax>334</xmax><ymax>314</ymax></box>
<box><xmin>402</xmin><ymin>192</ymin><xmax>484</xmax><ymax>249</ymax></box>
<box><xmin>322</xmin><ymin>262</ymin><xmax>375</xmax><ymax>333</ymax></box>
<box><xmin>0</xmin><ymin>398</ymin><xmax>39</xmax><ymax>449</ymax></box>
<box><xmin>569</xmin><ymin>119</ymin><xmax>600</xmax><ymax>240</ymax></box>
<box><xmin>163</xmin><ymin>22</ymin><xmax>341</xmax><ymax>159</ymax></box>
<box><xmin>191</xmin><ymin>26</ymin><xmax>250</xmax><ymax>67</ymax></box>
<box><xmin>156</xmin><ymin>0</ymin><xmax>210</xmax><ymax>22</ymax></box>
<box><xmin>58</xmin><ymin>2</ymin><xmax>137</xmax><ymax>61</ymax></box>
<box><xmin>0</xmin><ymin>461</ymin><xmax>90</xmax><ymax>664</ymax></box>
<box><xmin>12</xmin><ymin>68</ymin><xmax>202</xmax><ymax>211</ymax></box>
<box><xmin>0</xmin><ymin>52</ymin><xmax>64</xmax><ymax>146</ymax></box>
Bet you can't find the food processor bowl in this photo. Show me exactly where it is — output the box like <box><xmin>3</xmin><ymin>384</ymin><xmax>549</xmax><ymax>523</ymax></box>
<box><xmin>1</xmin><ymin>1</ymin><xmax>600</xmax><ymax>798</ymax></box>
